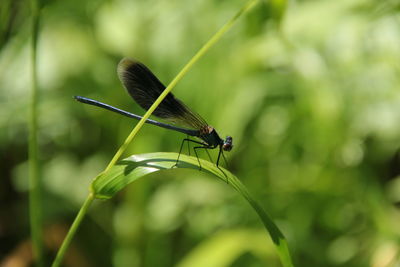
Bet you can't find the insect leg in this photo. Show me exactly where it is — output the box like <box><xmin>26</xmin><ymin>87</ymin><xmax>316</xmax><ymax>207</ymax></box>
<box><xmin>193</xmin><ymin>145</ymin><xmax>216</xmax><ymax>171</ymax></box>
<box><xmin>174</xmin><ymin>138</ymin><xmax>206</xmax><ymax>168</ymax></box>
<box><xmin>216</xmin><ymin>147</ymin><xmax>228</xmax><ymax>182</ymax></box>
<box><xmin>186</xmin><ymin>135</ymin><xmax>191</xmax><ymax>156</ymax></box>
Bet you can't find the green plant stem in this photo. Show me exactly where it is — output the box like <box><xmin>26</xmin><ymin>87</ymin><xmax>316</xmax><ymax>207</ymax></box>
<box><xmin>51</xmin><ymin>194</ymin><xmax>95</xmax><ymax>267</ymax></box>
<box><xmin>52</xmin><ymin>1</ymin><xmax>259</xmax><ymax>266</ymax></box>
<box><xmin>103</xmin><ymin>0</ymin><xmax>259</xmax><ymax>173</ymax></box>
<box><xmin>29</xmin><ymin>0</ymin><xmax>43</xmax><ymax>266</ymax></box>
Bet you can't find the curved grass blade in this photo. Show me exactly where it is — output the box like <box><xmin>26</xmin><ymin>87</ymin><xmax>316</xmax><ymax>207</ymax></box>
<box><xmin>91</xmin><ymin>152</ymin><xmax>293</xmax><ymax>267</ymax></box>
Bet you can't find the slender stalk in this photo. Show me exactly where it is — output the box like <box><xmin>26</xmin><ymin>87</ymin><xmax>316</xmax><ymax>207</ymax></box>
<box><xmin>29</xmin><ymin>0</ymin><xmax>43</xmax><ymax>265</ymax></box>
<box><xmin>51</xmin><ymin>194</ymin><xmax>95</xmax><ymax>267</ymax></box>
<box><xmin>103</xmin><ymin>0</ymin><xmax>259</xmax><ymax>173</ymax></box>
<box><xmin>51</xmin><ymin>0</ymin><xmax>259</xmax><ymax>266</ymax></box>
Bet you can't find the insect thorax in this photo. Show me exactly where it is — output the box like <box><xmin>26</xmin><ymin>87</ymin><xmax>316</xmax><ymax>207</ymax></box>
<box><xmin>199</xmin><ymin>126</ymin><xmax>222</xmax><ymax>147</ymax></box>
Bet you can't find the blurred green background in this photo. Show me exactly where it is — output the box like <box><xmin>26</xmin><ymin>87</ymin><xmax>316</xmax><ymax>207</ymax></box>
<box><xmin>1</xmin><ymin>0</ymin><xmax>400</xmax><ymax>266</ymax></box>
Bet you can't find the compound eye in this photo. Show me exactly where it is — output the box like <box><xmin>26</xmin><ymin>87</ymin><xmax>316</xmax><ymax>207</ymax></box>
<box><xmin>223</xmin><ymin>143</ymin><xmax>233</xmax><ymax>151</ymax></box>
<box><xmin>222</xmin><ymin>136</ymin><xmax>233</xmax><ymax>151</ymax></box>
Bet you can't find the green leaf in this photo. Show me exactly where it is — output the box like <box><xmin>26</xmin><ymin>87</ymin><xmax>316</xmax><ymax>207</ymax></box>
<box><xmin>91</xmin><ymin>152</ymin><xmax>294</xmax><ymax>266</ymax></box>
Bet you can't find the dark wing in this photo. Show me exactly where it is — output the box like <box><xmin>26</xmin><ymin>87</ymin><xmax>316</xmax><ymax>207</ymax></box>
<box><xmin>117</xmin><ymin>58</ymin><xmax>207</xmax><ymax>130</ymax></box>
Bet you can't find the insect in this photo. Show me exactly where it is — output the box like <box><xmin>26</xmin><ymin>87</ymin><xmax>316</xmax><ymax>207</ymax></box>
<box><xmin>75</xmin><ymin>58</ymin><xmax>233</xmax><ymax>168</ymax></box>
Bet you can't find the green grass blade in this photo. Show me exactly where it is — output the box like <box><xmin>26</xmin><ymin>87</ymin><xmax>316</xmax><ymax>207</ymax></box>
<box><xmin>29</xmin><ymin>0</ymin><xmax>43</xmax><ymax>265</ymax></box>
<box><xmin>92</xmin><ymin>152</ymin><xmax>294</xmax><ymax>266</ymax></box>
